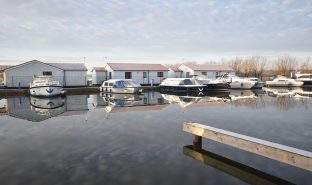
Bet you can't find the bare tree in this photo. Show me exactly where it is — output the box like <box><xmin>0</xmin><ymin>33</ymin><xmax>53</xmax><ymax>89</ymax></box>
<box><xmin>274</xmin><ymin>56</ymin><xmax>298</xmax><ymax>77</ymax></box>
<box><xmin>228</xmin><ymin>57</ymin><xmax>243</xmax><ymax>75</ymax></box>
<box><xmin>299</xmin><ymin>57</ymin><xmax>312</xmax><ymax>73</ymax></box>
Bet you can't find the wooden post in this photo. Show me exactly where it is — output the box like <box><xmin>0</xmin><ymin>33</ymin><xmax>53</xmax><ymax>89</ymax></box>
<box><xmin>193</xmin><ymin>134</ymin><xmax>202</xmax><ymax>150</ymax></box>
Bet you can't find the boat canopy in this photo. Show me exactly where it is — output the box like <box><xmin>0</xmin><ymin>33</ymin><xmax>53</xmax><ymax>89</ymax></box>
<box><xmin>161</xmin><ymin>78</ymin><xmax>201</xmax><ymax>86</ymax></box>
<box><xmin>103</xmin><ymin>79</ymin><xmax>141</xmax><ymax>88</ymax></box>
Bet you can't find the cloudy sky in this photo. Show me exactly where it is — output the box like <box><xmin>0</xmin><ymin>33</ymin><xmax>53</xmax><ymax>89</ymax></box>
<box><xmin>0</xmin><ymin>0</ymin><xmax>312</xmax><ymax>68</ymax></box>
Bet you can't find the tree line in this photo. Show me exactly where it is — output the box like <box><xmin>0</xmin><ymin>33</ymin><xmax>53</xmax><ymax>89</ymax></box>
<box><xmin>226</xmin><ymin>56</ymin><xmax>312</xmax><ymax>78</ymax></box>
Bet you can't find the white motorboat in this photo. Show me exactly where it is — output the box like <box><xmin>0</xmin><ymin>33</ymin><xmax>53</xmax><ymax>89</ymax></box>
<box><xmin>100</xmin><ymin>79</ymin><xmax>142</xmax><ymax>94</ymax></box>
<box><xmin>159</xmin><ymin>78</ymin><xmax>206</xmax><ymax>93</ymax></box>
<box><xmin>266</xmin><ymin>76</ymin><xmax>303</xmax><ymax>87</ymax></box>
<box><xmin>218</xmin><ymin>74</ymin><xmax>256</xmax><ymax>89</ymax></box>
<box><xmin>295</xmin><ymin>72</ymin><xmax>312</xmax><ymax>86</ymax></box>
<box><xmin>29</xmin><ymin>76</ymin><xmax>64</xmax><ymax>97</ymax></box>
<box><xmin>248</xmin><ymin>77</ymin><xmax>265</xmax><ymax>89</ymax></box>
<box><xmin>194</xmin><ymin>75</ymin><xmax>229</xmax><ymax>90</ymax></box>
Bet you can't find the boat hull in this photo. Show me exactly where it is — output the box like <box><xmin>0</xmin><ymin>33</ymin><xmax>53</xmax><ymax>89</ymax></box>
<box><xmin>252</xmin><ymin>82</ymin><xmax>264</xmax><ymax>89</ymax></box>
<box><xmin>205</xmin><ymin>83</ymin><xmax>229</xmax><ymax>91</ymax></box>
<box><xmin>160</xmin><ymin>86</ymin><xmax>207</xmax><ymax>93</ymax></box>
<box><xmin>301</xmin><ymin>80</ymin><xmax>312</xmax><ymax>86</ymax></box>
<box><xmin>100</xmin><ymin>87</ymin><xmax>142</xmax><ymax>94</ymax></box>
<box><xmin>229</xmin><ymin>81</ymin><xmax>255</xmax><ymax>89</ymax></box>
<box><xmin>30</xmin><ymin>86</ymin><xmax>64</xmax><ymax>97</ymax></box>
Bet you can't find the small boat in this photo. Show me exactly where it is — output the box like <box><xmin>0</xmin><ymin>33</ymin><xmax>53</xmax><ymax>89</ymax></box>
<box><xmin>266</xmin><ymin>75</ymin><xmax>303</xmax><ymax>87</ymax></box>
<box><xmin>195</xmin><ymin>75</ymin><xmax>229</xmax><ymax>90</ymax></box>
<box><xmin>29</xmin><ymin>76</ymin><xmax>64</xmax><ymax>97</ymax></box>
<box><xmin>217</xmin><ymin>74</ymin><xmax>256</xmax><ymax>89</ymax></box>
<box><xmin>248</xmin><ymin>77</ymin><xmax>264</xmax><ymax>89</ymax></box>
<box><xmin>229</xmin><ymin>78</ymin><xmax>256</xmax><ymax>89</ymax></box>
<box><xmin>100</xmin><ymin>79</ymin><xmax>142</xmax><ymax>94</ymax></box>
<box><xmin>295</xmin><ymin>72</ymin><xmax>312</xmax><ymax>86</ymax></box>
<box><xmin>159</xmin><ymin>78</ymin><xmax>206</xmax><ymax>93</ymax></box>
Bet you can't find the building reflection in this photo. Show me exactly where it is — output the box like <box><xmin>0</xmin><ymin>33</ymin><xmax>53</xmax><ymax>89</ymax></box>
<box><xmin>3</xmin><ymin>95</ymin><xmax>89</xmax><ymax>122</ymax></box>
<box><xmin>183</xmin><ymin>145</ymin><xmax>294</xmax><ymax>185</ymax></box>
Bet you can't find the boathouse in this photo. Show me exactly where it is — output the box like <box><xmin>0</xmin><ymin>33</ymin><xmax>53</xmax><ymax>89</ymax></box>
<box><xmin>104</xmin><ymin>63</ymin><xmax>169</xmax><ymax>85</ymax></box>
<box><xmin>179</xmin><ymin>64</ymin><xmax>235</xmax><ymax>78</ymax></box>
<box><xmin>3</xmin><ymin>60</ymin><xmax>88</xmax><ymax>88</ymax></box>
<box><xmin>91</xmin><ymin>67</ymin><xmax>107</xmax><ymax>85</ymax></box>
<box><xmin>168</xmin><ymin>66</ymin><xmax>183</xmax><ymax>78</ymax></box>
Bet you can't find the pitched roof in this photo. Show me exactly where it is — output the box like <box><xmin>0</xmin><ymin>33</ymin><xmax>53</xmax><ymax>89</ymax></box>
<box><xmin>48</xmin><ymin>63</ymin><xmax>87</xmax><ymax>71</ymax></box>
<box><xmin>92</xmin><ymin>67</ymin><xmax>106</xmax><ymax>72</ymax></box>
<box><xmin>169</xmin><ymin>66</ymin><xmax>182</xmax><ymax>72</ymax></box>
<box><xmin>183</xmin><ymin>63</ymin><xmax>234</xmax><ymax>72</ymax></box>
<box><xmin>4</xmin><ymin>60</ymin><xmax>87</xmax><ymax>71</ymax></box>
<box><xmin>0</xmin><ymin>65</ymin><xmax>14</xmax><ymax>71</ymax></box>
<box><xmin>107</xmin><ymin>63</ymin><xmax>169</xmax><ymax>71</ymax></box>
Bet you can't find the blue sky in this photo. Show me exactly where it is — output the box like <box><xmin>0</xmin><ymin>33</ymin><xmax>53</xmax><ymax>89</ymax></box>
<box><xmin>0</xmin><ymin>0</ymin><xmax>312</xmax><ymax>68</ymax></box>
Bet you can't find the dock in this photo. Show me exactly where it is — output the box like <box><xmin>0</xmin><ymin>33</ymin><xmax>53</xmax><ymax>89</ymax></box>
<box><xmin>183</xmin><ymin>122</ymin><xmax>312</xmax><ymax>172</ymax></box>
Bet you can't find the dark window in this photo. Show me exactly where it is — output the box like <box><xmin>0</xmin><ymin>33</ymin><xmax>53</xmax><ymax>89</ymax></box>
<box><xmin>202</xmin><ymin>72</ymin><xmax>207</xmax><ymax>75</ymax></box>
<box><xmin>125</xmin><ymin>72</ymin><xmax>132</xmax><ymax>79</ymax></box>
<box><xmin>143</xmin><ymin>72</ymin><xmax>147</xmax><ymax>78</ymax></box>
<box><xmin>157</xmin><ymin>98</ymin><xmax>164</xmax><ymax>104</ymax></box>
<box><xmin>186</xmin><ymin>72</ymin><xmax>190</xmax><ymax>78</ymax></box>
<box><xmin>109</xmin><ymin>72</ymin><xmax>112</xmax><ymax>79</ymax></box>
<box><xmin>144</xmin><ymin>97</ymin><xmax>148</xmax><ymax>104</ymax></box>
<box><xmin>43</xmin><ymin>71</ymin><xmax>52</xmax><ymax>76</ymax></box>
<box><xmin>157</xmin><ymin>72</ymin><xmax>163</xmax><ymax>77</ymax></box>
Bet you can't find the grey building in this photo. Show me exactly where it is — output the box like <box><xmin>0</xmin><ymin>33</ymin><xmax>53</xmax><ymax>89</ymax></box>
<box><xmin>3</xmin><ymin>60</ymin><xmax>88</xmax><ymax>88</ymax></box>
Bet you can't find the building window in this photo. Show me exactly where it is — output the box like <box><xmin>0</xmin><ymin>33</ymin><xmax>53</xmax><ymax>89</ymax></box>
<box><xmin>109</xmin><ymin>72</ymin><xmax>112</xmax><ymax>79</ymax></box>
<box><xmin>202</xmin><ymin>72</ymin><xmax>207</xmax><ymax>75</ymax></box>
<box><xmin>143</xmin><ymin>72</ymin><xmax>147</xmax><ymax>78</ymax></box>
<box><xmin>186</xmin><ymin>72</ymin><xmax>190</xmax><ymax>78</ymax></box>
<box><xmin>125</xmin><ymin>72</ymin><xmax>132</xmax><ymax>79</ymax></box>
<box><xmin>157</xmin><ymin>72</ymin><xmax>163</xmax><ymax>77</ymax></box>
<box><xmin>43</xmin><ymin>71</ymin><xmax>52</xmax><ymax>76</ymax></box>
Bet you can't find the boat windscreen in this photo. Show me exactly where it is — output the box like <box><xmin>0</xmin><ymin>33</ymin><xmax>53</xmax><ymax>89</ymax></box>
<box><xmin>180</xmin><ymin>79</ymin><xmax>194</xmax><ymax>85</ymax></box>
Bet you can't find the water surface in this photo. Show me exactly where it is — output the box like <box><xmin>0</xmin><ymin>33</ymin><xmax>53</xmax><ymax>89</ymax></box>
<box><xmin>0</xmin><ymin>88</ymin><xmax>311</xmax><ymax>185</ymax></box>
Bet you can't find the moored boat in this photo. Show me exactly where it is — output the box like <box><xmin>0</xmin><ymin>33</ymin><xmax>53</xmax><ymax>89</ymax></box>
<box><xmin>217</xmin><ymin>74</ymin><xmax>256</xmax><ymax>89</ymax></box>
<box><xmin>159</xmin><ymin>78</ymin><xmax>207</xmax><ymax>93</ymax></box>
<box><xmin>248</xmin><ymin>77</ymin><xmax>265</xmax><ymax>89</ymax></box>
<box><xmin>266</xmin><ymin>75</ymin><xmax>303</xmax><ymax>87</ymax></box>
<box><xmin>29</xmin><ymin>76</ymin><xmax>64</xmax><ymax>97</ymax></box>
<box><xmin>295</xmin><ymin>73</ymin><xmax>312</xmax><ymax>86</ymax></box>
<box><xmin>195</xmin><ymin>75</ymin><xmax>229</xmax><ymax>91</ymax></box>
<box><xmin>100</xmin><ymin>79</ymin><xmax>142</xmax><ymax>94</ymax></box>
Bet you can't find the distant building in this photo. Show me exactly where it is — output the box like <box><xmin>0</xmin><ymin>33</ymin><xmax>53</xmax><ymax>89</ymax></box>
<box><xmin>0</xmin><ymin>65</ymin><xmax>13</xmax><ymax>83</ymax></box>
<box><xmin>104</xmin><ymin>63</ymin><xmax>169</xmax><ymax>85</ymax></box>
<box><xmin>168</xmin><ymin>66</ymin><xmax>183</xmax><ymax>78</ymax></box>
<box><xmin>3</xmin><ymin>60</ymin><xmax>88</xmax><ymax>87</ymax></box>
<box><xmin>91</xmin><ymin>67</ymin><xmax>106</xmax><ymax>85</ymax></box>
<box><xmin>179</xmin><ymin>63</ymin><xmax>235</xmax><ymax>78</ymax></box>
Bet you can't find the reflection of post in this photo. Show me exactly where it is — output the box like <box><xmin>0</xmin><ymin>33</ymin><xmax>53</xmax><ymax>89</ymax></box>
<box><xmin>183</xmin><ymin>146</ymin><xmax>294</xmax><ymax>185</ymax></box>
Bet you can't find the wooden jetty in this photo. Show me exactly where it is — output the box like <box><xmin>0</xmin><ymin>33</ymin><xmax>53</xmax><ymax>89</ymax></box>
<box><xmin>183</xmin><ymin>145</ymin><xmax>294</xmax><ymax>185</ymax></box>
<box><xmin>183</xmin><ymin>122</ymin><xmax>312</xmax><ymax>172</ymax></box>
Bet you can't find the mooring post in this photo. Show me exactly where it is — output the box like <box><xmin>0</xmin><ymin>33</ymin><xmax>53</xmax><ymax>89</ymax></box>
<box><xmin>193</xmin><ymin>134</ymin><xmax>202</xmax><ymax>150</ymax></box>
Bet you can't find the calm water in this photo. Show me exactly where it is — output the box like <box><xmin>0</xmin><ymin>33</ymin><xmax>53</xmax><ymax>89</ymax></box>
<box><xmin>0</xmin><ymin>88</ymin><xmax>311</xmax><ymax>185</ymax></box>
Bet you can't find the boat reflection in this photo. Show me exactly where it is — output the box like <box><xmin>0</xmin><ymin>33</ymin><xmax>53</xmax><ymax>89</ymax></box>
<box><xmin>99</xmin><ymin>92</ymin><xmax>169</xmax><ymax>113</ymax></box>
<box><xmin>183</xmin><ymin>145</ymin><xmax>294</xmax><ymax>185</ymax></box>
<box><xmin>264</xmin><ymin>87</ymin><xmax>302</xmax><ymax>97</ymax></box>
<box><xmin>4</xmin><ymin>95</ymin><xmax>89</xmax><ymax>122</ymax></box>
<box><xmin>161</xmin><ymin>93</ymin><xmax>229</xmax><ymax>109</ymax></box>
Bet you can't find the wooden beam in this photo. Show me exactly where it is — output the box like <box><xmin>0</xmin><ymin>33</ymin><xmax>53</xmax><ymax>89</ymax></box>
<box><xmin>183</xmin><ymin>122</ymin><xmax>312</xmax><ymax>172</ymax></box>
<box><xmin>183</xmin><ymin>145</ymin><xmax>294</xmax><ymax>185</ymax></box>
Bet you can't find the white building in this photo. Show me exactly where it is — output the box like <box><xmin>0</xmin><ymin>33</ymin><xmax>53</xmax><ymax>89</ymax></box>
<box><xmin>104</xmin><ymin>63</ymin><xmax>169</xmax><ymax>85</ymax></box>
<box><xmin>3</xmin><ymin>60</ymin><xmax>88</xmax><ymax>87</ymax></box>
<box><xmin>179</xmin><ymin>63</ymin><xmax>235</xmax><ymax>79</ymax></box>
<box><xmin>91</xmin><ymin>67</ymin><xmax>106</xmax><ymax>85</ymax></box>
<box><xmin>168</xmin><ymin>66</ymin><xmax>183</xmax><ymax>78</ymax></box>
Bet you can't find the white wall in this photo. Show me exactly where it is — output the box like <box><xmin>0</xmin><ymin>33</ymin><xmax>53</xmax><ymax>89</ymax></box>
<box><xmin>168</xmin><ymin>69</ymin><xmax>183</xmax><ymax>78</ymax></box>
<box><xmin>92</xmin><ymin>71</ymin><xmax>106</xmax><ymax>85</ymax></box>
<box><xmin>5</xmin><ymin>62</ymin><xmax>63</xmax><ymax>87</ymax></box>
<box><xmin>179</xmin><ymin>65</ymin><xmax>194</xmax><ymax>78</ymax></box>
<box><xmin>111</xmin><ymin>71</ymin><xmax>168</xmax><ymax>85</ymax></box>
<box><xmin>64</xmin><ymin>71</ymin><xmax>87</xmax><ymax>86</ymax></box>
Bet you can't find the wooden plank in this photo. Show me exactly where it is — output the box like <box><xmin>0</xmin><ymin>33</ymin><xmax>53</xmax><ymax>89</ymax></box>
<box><xmin>183</xmin><ymin>145</ymin><xmax>294</xmax><ymax>185</ymax></box>
<box><xmin>183</xmin><ymin>122</ymin><xmax>312</xmax><ymax>172</ymax></box>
